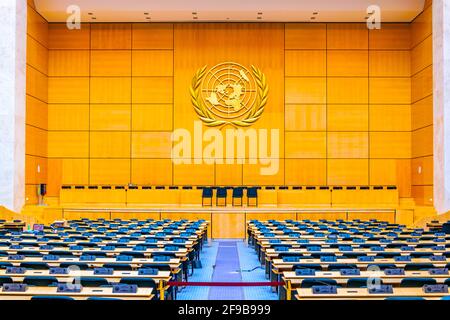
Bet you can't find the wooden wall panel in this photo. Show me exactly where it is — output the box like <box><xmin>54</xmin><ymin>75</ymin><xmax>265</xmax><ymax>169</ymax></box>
<box><xmin>215</xmin><ymin>164</ymin><xmax>243</xmax><ymax>186</ymax></box>
<box><xmin>26</xmin><ymin>96</ymin><xmax>48</xmax><ymax>130</ymax></box>
<box><xmin>285</xmin><ymin>105</ymin><xmax>326</xmax><ymax>131</ymax></box>
<box><xmin>90</xmin><ymin>50</ymin><xmax>132</xmax><ymax>76</ymax></box>
<box><xmin>327</xmin><ymin>105</ymin><xmax>368</xmax><ymax>131</ymax></box>
<box><xmin>412</xmin><ymin>126</ymin><xmax>433</xmax><ymax>158</ymax></box>
<box><xmin>285</xmin><ymin>132</ymin><xmax>326</xmax><ymax>158</ymax></box>
<box><xmin>411</xmin><ymin>36</ymin><xmax>432</xmax><ymax>75</ymax></box>
<box><xmin>369</xmin><ymin>24</ymin><xmax>411</xmax><ymax>50</ymax></box>
<box><xmin>411</xmin><ymin>6</ymin><xmax>433</xmax><ymax>48</ymax></box>
<box><xmin>26</xmin><ymin>4</ymin><xmax>48</xmax><ymax>204</ymax></box>
<box><xmin>285</xmin><ymin>24</ymin><xmax>326</xmax><ymax>49</ymax></box>
<box><xmin>27</xmin><ymin>36</ymin><xmax>48</xmax><ymax>74</ymax></box>
<box><xmin>48</xmin><ymin>24</ymin><xmax>90</xmax><ymax>49</ymax></box>
<box><xmin>132</xmin><ymin>77</ymin><xmax>173</xmax><ymax>104</ymax></box>
<box><xmin>27</xmin><ymin>6</ymin><xmax>48</xmax><ymax>46</ymax></box>
<box><xmin>410</xmin><ymin>4</ymin><xmax>433</xmax><ymax>206</ymax></box>
<box><xmin>131</xmin><ymin>159</ymin><xmax>173</xmax><ymax>185</ymax></box>
<box><xmin>48</xmin><ymin>50</ymin><xmax>89</xmax><ymax>76</ymax></box>
<box><xmin>412</xmin><ymin>95</ymin><xmax>433</xmax><ymax>130</ymax></box>
<box><xmin>285</xmin><ymin>50</ymin><xmax>326</xmax><ymax>76</ymax></box>
<box><xmin>90</xmin><ymin>105</ymin><xmax>131</xmax><ymax>131</ymax></box>
<box><xmin>91</xmin><ymin>24</ymin><xmax>132</xmax><ymax>49</ymax></box>
<box><xmin>285</xmin><ymin>159</ymin><xmax>327</xmax><ymax>185</ymax></box>
<box><xmin>132</xmin><ymin>50</ymin><xmax>173</xmax><ymax>76</ymax></box>
<box><xmin>327</xmin><ymin>24</ymin><xmax>368</xmax><ymax>49</ymax></box>
<box><xmin>327</xmin><ymin>78</ymin><xmax>368</xmax><ymax>104</ymax></box>
<box><xmin>370</xmin><ymin>159</ymin><xmax>411</xmax><ymax>196</ymax></box>
<box><xmin>327</xmin><ymin>50</ymin><xmax>368</xmax><ymax>76</ymax></box>
<box><xmin>89</xmin><ymin>159</ymin><xmax>130</xmax><ymax>185</ymax></box>
<box><xmin>212</xmin><ymin>213</ymin><xmax>245</xmax><ymax>238</ymax></box>
<box><xmin>327</xmin><ymin>132</ymin><xmax>369</xmax><ymax>158</ymax></box>
<box><xmin>242</xmin><ymin>161</ymin><xmax>285</xmax><ymax>186</ymax></box>
<box><xmin>26</xmin><ymin>126</ymin><xmax>47</xmax><ymax>158</ymax></box>
<box><xmin>132</xmin><ymin>24</ymin><xmax>174</xmax><ymax>49</ymax></box>
<box><xmin>26</xmin><ymin>65</ymin><xmax>48</xmax><ymax>102</ymax></box>
<box><xmin>131</xmin><ymin>132</ymin><xmax>173</xmax><ymax>158</ymax></box>
<box><xmin>90</xmin><ymin>78</ymin><xmax>132</xmax><ymax>104</ymax></box>
<box><xmin>42</xmin><ymin>21</ymin><xmax>423</xmax><ymax>205</ymax></box>
<box><xmin>132</xmin><ymin>105</ymin><xmax>173</xmax><ymax>131</ymax></box>
<box><xmin>370</xmin><ymin>132</ymin><xmax>411</xmax><ymax>159</ymax></box>
<box><xmin>369</xmin><ymin>51</ymin><xmax>411</xmax><ymax>77</ymax></box>
<box><xmin>173</xmin><ymin>162</ymin><xmax>214</xmax><ymax>186</ymax></box>
<box><xmin>369</xmin><ymin>78</ymin><xmax>411</xmax><ymax>104</ymax></box>
<box><xmin>48</xmin><ymin>132</ymin><xmax>89</xmax><ymax>158</ymax></box>
<box><xmin>48</xmin><ymin>105</ymin><xmax>89</xmax><ymax>131</ymax></box>
<box><xmin>285</xmin><ymin>78</ymin><xmax>326</xmax><ymax>104</ymax></box>
<box><xmin>90</xmin><ymin>132</ymin><xmax>131</xmax><ymax>158</ymax></box>
<box><xmin>327</xmin><ymin>160</ymin><xmax>369</xmax><ymax>185</ymax></box>
<box><xmin>48</xmin><ymin>77</ymin><xmax>89</xmax><ymax>103</ymax></box>
<box><xmin>411</xmin><ymin>66</ymin><xmax>433</xmax><ymax>103</ymax></box>
<box><xmin>369</xmin><ymin>105</ymin><xmax>411</xmax><ymax>131</ymax></box>
<box><xmin>173</xmin><ymin>23</ymin><xmax>284</xmax><ymax>186</ymax></box>
<box><xmin>412</xmin><ymin>156</ymin><xmax>434</xmax><ymax>186</ymax></box>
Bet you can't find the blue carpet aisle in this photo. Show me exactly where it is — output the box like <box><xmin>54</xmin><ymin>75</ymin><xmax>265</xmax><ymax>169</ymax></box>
<box><xmin>208</xmin><ymin>240</ymin><xmax>244</xmax><ymax>300</ymax></box>
<box><xmin>177</xmin><ymin>240</ymin><xmax>218</xmax><ymax>300</ymax></box>
<box><xmin>237</xmin><ymin>241</ymin><xmax>278</xmax><ymax>300</ymax></box>
<box><xmin>177</xmin><ymin>240</ymin><xmax>278</xmax><ymax>300</ymax></box>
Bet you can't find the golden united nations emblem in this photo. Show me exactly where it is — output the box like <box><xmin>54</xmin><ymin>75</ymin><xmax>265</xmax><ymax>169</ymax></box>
<box><xmin>190</xmin><ymin>62</ymin><xmax>268</xmax><ymax>127</ymax></box>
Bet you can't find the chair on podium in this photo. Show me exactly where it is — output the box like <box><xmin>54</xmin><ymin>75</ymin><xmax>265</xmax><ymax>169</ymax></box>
<box><xmin>216</xmin><ymin>187</ymin><xmax>227</xmax><ymax>206</ymax></box>
<box><xmin>247</xmin><ymin>187</ymin><xmax>258</xmax><ymax>207</ymax></box>
<box><xmin>201</xmin><ymin>187</ymin><xmax>213</xmax><ymax>206</ymax></box>
<box><xmin>232</xmin><ymin>187</ymin><xmax>244</xmax><ymax>206</ymax></box>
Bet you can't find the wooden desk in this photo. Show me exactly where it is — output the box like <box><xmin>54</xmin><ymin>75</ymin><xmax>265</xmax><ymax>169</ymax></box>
<box><xmin>295</xmin><ymin>287</ymin><xmax>448</xmax><ymax>300</ymax></box>
<box><xmin>0</xmin><ymin>269</ymin><xmax>171</xmax><ymax>282</ymax></box>
<box><xmin>0</xmin><ymin>256</ymin><xmax>181</xmax><ymax>269</ymax></box>
<box><xmin>282</xmin><ymin>270</ymin><xmax>450</xmax><ymax>300</ymax></box>
<box><xmin>0</xmin><ymin>286</ymin><xmax>154</xmax><ymax>300</ymax></box>
<box><xmin>2</xmin><ymin>247</ymin><xmax>189</xmax><ymax>258</ymax></box>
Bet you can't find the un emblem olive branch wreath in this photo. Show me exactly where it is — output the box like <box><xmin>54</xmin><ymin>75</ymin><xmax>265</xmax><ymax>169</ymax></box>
<box><xmin>190</xmin><ymin>64</ymin><xmax>269</xmax><ymax>128</ymax></box>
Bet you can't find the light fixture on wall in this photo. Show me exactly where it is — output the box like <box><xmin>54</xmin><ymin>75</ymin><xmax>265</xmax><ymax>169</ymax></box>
<box><xmin>192</xmin><ymin>12</ymin><xmax>198</xmax><ymax>20</ymax></box>
<box><xmin>257</xmin><ymin>12</ymin><xmax>263</xmax><ymax>20</ymax></box>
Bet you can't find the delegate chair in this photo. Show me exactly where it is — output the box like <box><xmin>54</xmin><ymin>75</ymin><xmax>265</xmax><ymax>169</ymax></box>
<box><xmin>20</xmin><ymin>262</ymin><xmax>50</xmax><ymax>270</ymax></box>
<box><xmin>400</xmin><ymin>278</ymin><xmax>437</xmax><ymax>287</ymax></box>
<box><xmin>247</xmin><ymin>187</ymin><xmax>258</xmax><ymax>206</ymax></box>
<box><xmin>201</xmin><ymin>187</ymin><xmax>213</xmax><ymax>206</ymax></box>
<box><xmin>347</xmin><ymin>278</ymin><xmax>384</xmax><ymax>288</ymax></box>
<box><xmin>103</xmin><ymin>263</ymin><xmax>133</xmax><ymax>271</ymax></box>
<box><xmin>78</xmin><ymin>277</ymin><xmax>110</xmax><ymax>287</ymax></box>
<box><xmin>0</xmin><ymin>276</ymin><xmax>13</xmax><ymax>287</ymax></box>
<box><xmin>59</xmin><ymin>262</ymin><xmax>90</xmax><ymax>270</ymax></box>
<box><xmin>300</xmin><ymin>278</ymin><xmax>338</xmax><ymax>288</ymax></box>
<box><xmin>404</xmin><ymin>263</ymin><xmax>435</xmax><ymax>271</ymax></box>
<box><xmin>23</xmin><ymin>276</ymin><xmax>58</xmax><ymax>287</ymax></box>
<box><xmin>232</xmin><ymin>187</ymin><xmax>244</xmax><ymax>206</ymax></box>
<box><xmin>216</xmin><ymin>187</ymin><xmax>227</xmax><ymax>206</ymax></box>
<box><xmin>0</xmin><ymin>262</ymin><xmax>13</xmax><ymax>269</ymax></box>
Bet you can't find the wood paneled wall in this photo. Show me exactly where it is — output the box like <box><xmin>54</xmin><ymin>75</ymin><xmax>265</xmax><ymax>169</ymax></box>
<box><xmin>41</xmin><ymin>21</ymin><xmax>427</xmax><ymax>200</ymax></box>
<box><xmin>285</xmin><ymin>23</ymin><xmax>411</xmax><ymax>197</ymax></box>
<box><xmin>46</xmin><ymin>23</ymin><xmax>175</xmax><ymax>194</ymax></box>
<box><xmin>26</xmin><ymin>3</ymin><xmax>48</xmax><ymax>204</ymax></box>
<box><xmin>411</xmin><ymin>1</ymin><xmax>434</xmax><ymax>206</ymax></box>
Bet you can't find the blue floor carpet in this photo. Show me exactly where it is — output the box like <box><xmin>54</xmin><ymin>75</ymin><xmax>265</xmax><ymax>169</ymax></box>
<box><xmin>177</xmin><ymin>239</ymin><xmax>278</xmax><ymax>300</ymax></box>
<box><xmin>176</xmin><ymin>240</ymin><xmax>218</xmax><ymax>300</ymax></box>
<box><xmin>208</xmin><ymin>240</ymin><xmax>244</xmax><ymax>300</ymax></box>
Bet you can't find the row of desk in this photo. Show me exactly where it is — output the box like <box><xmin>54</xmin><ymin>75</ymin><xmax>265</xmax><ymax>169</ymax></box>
<box><xmin>0</xmin><ymin>218</ymin><xmax>209</xmax><ymax>300</ymax></box>
<box><xmin>248</xmin><ymin>219</ymin><xmax>450</xmax><ymax>300</ymax></box>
